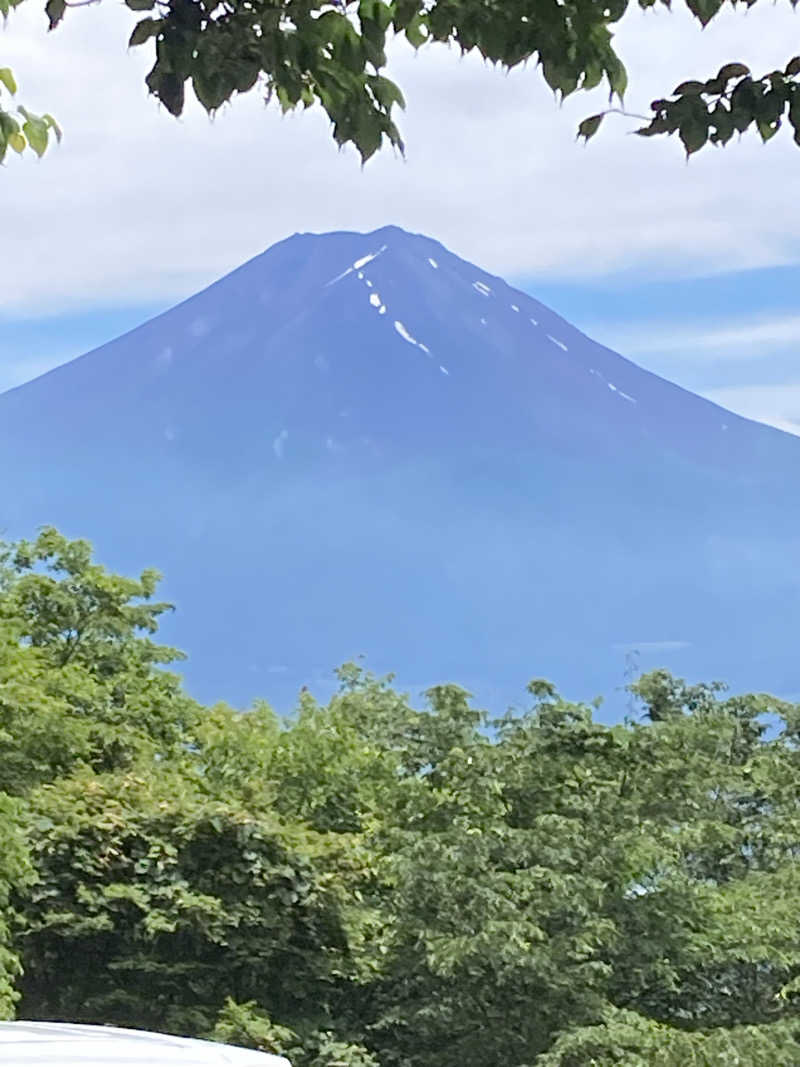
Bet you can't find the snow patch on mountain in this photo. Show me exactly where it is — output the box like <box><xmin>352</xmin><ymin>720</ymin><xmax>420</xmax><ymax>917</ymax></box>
<box><xmin>393</xmin><ymin>319</ymin><xmax>434</xmax><ymax>358</ymax></box>
<box><xmin>353</xmin><ymin>247</ymin><xmax>386</xmax><ymax>270</ymax></box>
<box><xmin>590</xmin><ymin>368</ymin><xmax>637</xmax><ymax>404</ymax></box>
<box><xmin>326</xmin><ymin>267</ymin><xmax>353</xmax><ymax>287</ymax></box>
<box><xmin>394</xmin><ymin>321</ymin><xmax>413</xmax><ymax>343</ymax></box>
<box><xmin>395</xmin><ymin>320</ymin><xmax>419</xmax><ymax>346</ymax></box>
<box><xmin>328</xmin><ymin>244</ymin><xmax>387</xmax><ymax>286</ymax></box>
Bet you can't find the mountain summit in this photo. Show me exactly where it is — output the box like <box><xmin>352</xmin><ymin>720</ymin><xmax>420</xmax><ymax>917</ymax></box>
<box><xmin>2</xmin><ymin>226</ymin><xmax>799</xmax><ymax>708</ymax></box>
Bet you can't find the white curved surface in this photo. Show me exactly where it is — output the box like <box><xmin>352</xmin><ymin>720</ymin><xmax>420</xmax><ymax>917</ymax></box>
<box><xmin>0</xmin><ymin>1022</ymin><xmax>291</xmax><ymax>1066</ymax></box>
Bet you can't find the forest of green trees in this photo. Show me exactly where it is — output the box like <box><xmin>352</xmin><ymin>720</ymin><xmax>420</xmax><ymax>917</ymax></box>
<box><xmin>2</xmin><ymin>527</ymin><xmax>800</xmax><ymax>1064</ymax></box>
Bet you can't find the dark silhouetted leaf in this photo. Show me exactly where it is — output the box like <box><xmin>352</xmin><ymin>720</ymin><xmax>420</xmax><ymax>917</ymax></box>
<box><xmin>718</xmin><ymin>62</ymin><xmax>751</xmax><ymax>82</ymax></box>
<box><xmin>129</xmin><ymin>19</ymin><xmax>162</xmax><ymax>47</ymax></box>
<box><xmin>577</xmin><ymin>113</ymin><xmax>604</xmax><ymax>141</ymax></box>
<box><xmin>44</xmin><ymin>0</ymin><xmax>66</xmax><ymax>30</ymax></box>
<box><xmin>673</xmin><ymin>79</ymin><xmax>707</xmax><ymax>95</ymax></box>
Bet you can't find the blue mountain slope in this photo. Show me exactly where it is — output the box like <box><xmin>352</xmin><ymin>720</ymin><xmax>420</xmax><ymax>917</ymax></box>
<box><xmin>2</xmin><ymin>225</ymin><xmax>799</xmax><ymax>711</ymax></box>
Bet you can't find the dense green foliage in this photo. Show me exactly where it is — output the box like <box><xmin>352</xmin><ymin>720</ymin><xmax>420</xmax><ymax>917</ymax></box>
<box><xmin>4</xmin><ymin>0</ymin><xmax>800</xmax><ymax>161</ymax></box>
<box><xmin>2</xmin><ymin>527</ymin><xmax>800</xmax><ymax>1064</ymax></box>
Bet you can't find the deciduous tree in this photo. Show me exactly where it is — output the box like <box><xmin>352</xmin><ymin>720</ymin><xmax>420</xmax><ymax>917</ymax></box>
<box><xmin>5</xmin><ymin>0</ymin><xmax>800</xmax><ymax>162</ymax></box>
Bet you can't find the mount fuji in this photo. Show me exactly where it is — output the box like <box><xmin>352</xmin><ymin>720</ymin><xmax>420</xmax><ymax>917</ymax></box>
<box><xmin>2</xmin><ymin>225</ymin><xmax>799</xmax><ymax>710</ymax></box>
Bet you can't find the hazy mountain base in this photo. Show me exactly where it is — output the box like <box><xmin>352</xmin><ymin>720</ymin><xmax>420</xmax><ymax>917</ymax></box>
<box><xmin>2</xmin><ymin>529</ymin><xmax>800</xmax><ymax>1065</ymax></box>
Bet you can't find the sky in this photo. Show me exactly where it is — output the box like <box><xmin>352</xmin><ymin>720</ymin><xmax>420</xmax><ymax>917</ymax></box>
<box><xmin>3</xmin><ymin>1</ymin><xmax>800</xmax><ymax>433</ymax></box>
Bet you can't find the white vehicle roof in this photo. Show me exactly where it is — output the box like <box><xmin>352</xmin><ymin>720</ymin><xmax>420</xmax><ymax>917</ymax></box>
<box><xmin>0</xmin><ymin>1022</ymin><xmax>291</xmax><ymax>1066</ymax></box>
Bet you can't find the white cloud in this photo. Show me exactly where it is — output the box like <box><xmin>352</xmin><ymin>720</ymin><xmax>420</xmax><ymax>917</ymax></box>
<box><xmin>703</xmin><ymin>384</ymin><xmax>800</xmax><ymax>436</ymax></box>
<box><xmin>613</xmin><ymin>641</ymin><xmax>692</xmax><ymax>653</ymax></box>
<box><xmin>3</xmin><ymin>2</ymin><xmax>800</xmax><ymax>314</ymax></box>
<box><xmin>587</xmin><ymin>313</ymin><xmax>800</xmax><ymax>360</ymax></box>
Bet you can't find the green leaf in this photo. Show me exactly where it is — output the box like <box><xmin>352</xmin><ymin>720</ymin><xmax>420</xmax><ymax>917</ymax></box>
<box><xmin>756</xmin><ymin>88</ymin><xmax>785</xmax><ymax>125</ymax></box>
<box><xmin>231</xmin><ymin>60</ymin><xmax>259</xmax><ymax>95</ymax></box>
<box><xmin>582</xmin><ymin>64</ymin><xmax>605</xmax><ymax>92</ymax></box>
<box><xmin>636</xmin><ymin>115</ymin><xmax>671</xmax><ymax>137</ymax></box>
<box><xmin>717</xmin><ymin>62</ymin><xmax>751</xmax><ymax>83</ymax></box>
<box><xmin>147</xmin><ymin>68</ymin><xmax>186</xmax><ymax>116</ymax></box>
<box><xmin>0</xmin><ymin>67</ymin><xmax>17</xmax><ymax>95</ymax></box>
<box><xmin>710</xmin><ymin>103</ymin><xmax>735</xmax><ymax>145</ymax></box>
<box><xmin>275</xmin><ymin>82</ymin><xmax>303</xmax><ymax>114</ymax></box>
<box><xmin>542</xmin><ymin>60</ymin><xmax>580</xmax><ymax>99</ymax></box>
<box><xmin>685</xmin><ymin>0</ymin><xmax>724</xmax><ymax>25</ymax></box>
<box><xmin>788</xmin><ymin>86</ymin><xmax>800</xmax><ymax>133</ymax></box>
<box><xmin>43</xmin><ymin>113</ymin><xmax>62</xmax><ymax>143</ymax></box>
<box><xmin>607</xmin><ymin>56</ymin><xmax>628</xmax><ymax>100</ymax></box>
<box><xmin>673</xmin><ymin>80</ymin><xmax>707</xmax><ymax>95</ymax></box>
<box><xmin>785</xmin><ymin>57</ymin><xmax>800</xmax><ymax>78</ymax></box>
<box><xmin>679</xmin><ymin>115</ymin><xmax>709</xmax><ymax>154</ymax></box>
<box><xmin>8</xmin><ymin>129</ymin><xmax>25</xmax><ymax>152</ymax></box>
<box><xmin>403</xmin><ymin>13</ymin><xmax>428</xmax><ymax>49</ymax></box>
<box><xmin>730</xmin><ymin>104</ymin><xmax>752</xmax><ymax>133</ymax></box>
<box><xmin>22</xmin><ymin>115</ymin><xmax>48</xmax><ymax>157</ymax></box>
<box><xmin>359</xmin><ymin>0</ymin><xmax>393</xmax><ymax>33</ymax></box>
<box><xmin>0</xmin><ymin>109</ymin><xmax>18</xmax><ymax>137</ymax></box>
<box><xmin>757</xmin><ymin>118</ymin><xmax>781</xmax><ymax>142</ymax></box>
<box><xmin>125</xmin><ymin>0</ymin><xmax>157</xmax><ymax>11</ymax></box>
<box><xmin>129</xmin><ymin>18</ymin><xmax>162</xmax><ymax>47</ymax></box>
<box><xmin>191</xmin><ymin>70</ymin><xmax>227</xmax><ymax>112</ymax></box>
<box><xmin>368</xmin><ymin>74</ymin><xmax>405</xmax><ymax>112</ymax></box>
<box><xmin>577</xmin><ymin>113</ymin><xmax>604</xmax><ymax>142</ymax></box>
<box><xmin>44</xmin><ymin>0</ymin><xmax>66</xmax><ymax>29</ymax></box>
